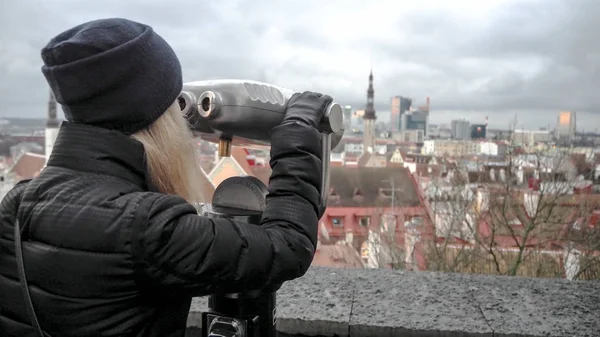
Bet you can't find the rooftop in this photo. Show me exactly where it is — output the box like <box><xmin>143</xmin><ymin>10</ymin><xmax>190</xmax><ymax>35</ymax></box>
<box><xmin>187</xmin><ymin>266</ymin><xmax>600</xmax><ymax>337</ymax></box>
<box><xmin>8</xmin><ymin>152</ymin><xmax>46</xmax><ymax>181</ymax></box>
<box><xmin>327</xmin><ymin>166</ymin><xmax>420</xmax><ymax>207</ymax></box>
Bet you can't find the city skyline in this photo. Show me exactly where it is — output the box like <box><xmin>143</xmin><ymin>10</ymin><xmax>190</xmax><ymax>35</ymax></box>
<box><xmin>1</xmin><ymin>0</ymin><xmax>599</xmax><ymax>130</ymax></box>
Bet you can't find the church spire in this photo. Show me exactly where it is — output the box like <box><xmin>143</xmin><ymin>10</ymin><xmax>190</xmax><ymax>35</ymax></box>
<box><xmin>47</xmin><ymin>89</ymin><xmax>59</xmax><ymax>128</ymax></box>
<box><xmin>45</xmin><ymin>88</ymin><xmax>60</xmax><ymax>166</ymax></box>
<box><xmin>364</xmin><ymin>69</ymin><xmax>376</xmax><ymax>120</ymax></box>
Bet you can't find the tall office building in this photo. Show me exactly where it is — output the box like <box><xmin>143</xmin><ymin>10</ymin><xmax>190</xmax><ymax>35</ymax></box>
<box><xmin>343</xmin><ymin>105</ymin><xmax>352</xmax><ymax>133</ymax></box>
<box><xmin>390</xmin><ymin>96</ymin><xmax>412</xmax><ymax>132</ymax></box>
<box><xmin>353</xmin><ymin>109</ymin><xmax>365</xmax><ymax>129</ymax></box>
<box><xmin>555</xmin><ymin>111</ymin><xmax>576</xmax><ymax>142</ymax></box>
<box><xmin>451</xmin><ymin>119</ymin><xmax>471</xmax><ymax>140</ymax></box>
<box><xmin>403</xmin><ymin>111</ymin><xmax>428</xmax><ymax>136</ymax></box>
<box><xmin>471</xmin><ymin>124</ymin><xmax>487</xmax><ymax>139</ymax></box>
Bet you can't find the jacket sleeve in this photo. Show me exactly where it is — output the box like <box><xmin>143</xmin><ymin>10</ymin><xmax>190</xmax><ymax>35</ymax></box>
<box><xmin>132</xmin><ymin>121</ymin><xmax>323</xmax><ymax>295</ymax></box>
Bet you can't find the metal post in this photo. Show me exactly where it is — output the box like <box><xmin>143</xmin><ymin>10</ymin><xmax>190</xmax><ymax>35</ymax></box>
<box><xmin>390</xmin><ymin>177</ymin><xmax>395</xmax><ymax>213</ymax></box>
<box><xmin>381</xmin><ymin>178</ymin><xmax>397</xmax><ymax>214</ymax></box>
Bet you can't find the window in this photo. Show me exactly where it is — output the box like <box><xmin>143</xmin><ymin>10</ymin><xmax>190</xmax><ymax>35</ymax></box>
<box><xmin>359</xmin><ymin>217</ymin><xmax>370</xmax><ymax>227</ymax></box>
<box><xmin>405</xmin><ymin>216</ymin><xmax>423</xmax><ymax>229</ymax></box>
<box><xmin>382</xmin><ymin>214</ymin><xmax>397</xmax><ymax>232</ymax></box>
<box><xmin>332</xmin><ymin>217</ymin><xmax>344</xmax><ymax>227</ymax></box>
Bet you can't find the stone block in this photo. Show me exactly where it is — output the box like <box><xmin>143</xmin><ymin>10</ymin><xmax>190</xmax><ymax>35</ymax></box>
<box><xmin>187</xmin><ymin>297</ymin><xmax>208</xmax><ymax>330</ymax></box>
<box><xmin>276</xmin><ymin>267</ymin><xmax>355</xmax><ymax>336</ymax></box>
<box><xmin>470</xmin><ymin>274</ymin><xmax>600</xmax><ymax>337</ymax></box>
<box><xmin>349</xmin><ymin>269</ymin><xmax>494</xmax><ymax>337</ymax></box>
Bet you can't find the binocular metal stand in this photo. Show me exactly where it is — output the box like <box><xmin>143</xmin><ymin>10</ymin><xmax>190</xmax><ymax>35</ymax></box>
<box><xmin>179</xmin><ymin>79</ymin><xmax>345</xmax><ymax>337</ymax></box>
<box><xmin>200</xmin><ymin>176</ymin><xmax>277</xmax><ymax>337</ymax></box>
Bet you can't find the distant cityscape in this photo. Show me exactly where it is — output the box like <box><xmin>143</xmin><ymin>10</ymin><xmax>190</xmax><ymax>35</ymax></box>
<box><xmin>340</xmin><ymin>71</ymin><xmax>598</xmax><ymax>150</ymax></box>
<box><xmin>1</xmin><ymin>71</ymin><xmax>599</xmax><ymax>280</ymax></box>
<box><xmin>2</xmin><ymin>71</ymin><xmax>599</xmax><ymax>151</ymax></box>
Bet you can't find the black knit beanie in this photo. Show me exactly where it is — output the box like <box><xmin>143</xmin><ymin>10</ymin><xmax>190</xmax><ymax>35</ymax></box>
<box><xmin>40</xmin><ymin>18</ymin><xmax>183</xmax><ymax>135</ymax></box>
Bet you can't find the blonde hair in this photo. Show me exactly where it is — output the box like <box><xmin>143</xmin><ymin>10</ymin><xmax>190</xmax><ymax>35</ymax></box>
<box><xmin>131</xmin><ymin>101</ymin><xmax>206</xmax><ymax>204</ymax></box>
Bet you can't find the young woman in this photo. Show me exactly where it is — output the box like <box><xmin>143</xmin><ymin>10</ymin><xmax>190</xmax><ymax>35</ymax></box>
<box><xmin>0</xmin><ymin>17</ymin><xmax>330</xmax><ymax>337</ymax></box>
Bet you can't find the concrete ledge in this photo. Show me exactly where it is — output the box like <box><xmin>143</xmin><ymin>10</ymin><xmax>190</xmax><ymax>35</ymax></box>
<box><xmin>187</xmin><ymin>267</ymin><xmax>600</xmax><ymax>337</ymax></box>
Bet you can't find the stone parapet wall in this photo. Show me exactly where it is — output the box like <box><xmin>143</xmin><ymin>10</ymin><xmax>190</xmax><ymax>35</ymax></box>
<box><xmin>187</xmin><ymin>267</ymin><xmax>600</xmax><ymax>337</ymax></box>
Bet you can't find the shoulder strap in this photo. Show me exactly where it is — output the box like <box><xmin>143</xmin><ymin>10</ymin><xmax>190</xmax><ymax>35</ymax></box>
<box><xmin>14</xmin><ymin>200</ymin><xmax>47</xmax><ymax>337</ymax></box>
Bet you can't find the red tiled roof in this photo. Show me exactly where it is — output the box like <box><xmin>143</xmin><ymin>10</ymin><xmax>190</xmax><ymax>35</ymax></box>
<box><xmin>415</xmin><ymin>164</ymin><xmax>443</xmax><ymax>178</ymax></box>
<box><xmin>10</xmin><ymin>152</ymin><xmax>45</xmax><ymax>181</ymax></box>
<box><xmin>327</xmin><ymin>166</ymin><xmax>420</xmax><ymax>207</ymax></box>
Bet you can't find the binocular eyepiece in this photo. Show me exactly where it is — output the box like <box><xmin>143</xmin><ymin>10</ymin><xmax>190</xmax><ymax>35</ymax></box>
<box><xmin>178</xmin><ymin>90</ymin><xmax>216</xmax><ymax>120</ymax></box>
<box><xmin>177</xmin><ymin>80</ymin><xmax>345</xmax><ymax>142</ymax></box>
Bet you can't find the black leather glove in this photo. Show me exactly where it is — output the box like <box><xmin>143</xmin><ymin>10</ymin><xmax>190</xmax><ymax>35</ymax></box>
<box><xmin>282</xmin><ymin>91</ymin><xmax>334</xmax><ymax>129</ymax></box>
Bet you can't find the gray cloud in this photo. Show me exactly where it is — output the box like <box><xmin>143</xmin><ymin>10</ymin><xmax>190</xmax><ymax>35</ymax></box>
<box><xmin>0</xmin><ymin>0</ymin><xmax>598</xmax><ymax>130</ymax></box>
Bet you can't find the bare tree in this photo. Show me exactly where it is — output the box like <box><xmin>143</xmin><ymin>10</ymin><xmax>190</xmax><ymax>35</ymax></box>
<box><xmin>359</xmin><ymin>176</ymin><xmax>425</xmax><ymax>271</ymax></box>
<box><xmin>361</xmin><ymin>204</ymin><xmax>408</xmax><ymax>270</ymax></box>
<box><xmin>357</xmin><ymin>168</ymin><xmax>485</xmax><ymax>273</ymax></box>
<box><xmin>420</xmin><ymin>169</ymin><xmax>485</xmax><ymax>273</ymax></box>
<box><xmin>354</xmin><ymin>149</ymin><xmax>599</xmax><ymax>281</ymax></box>
<box><xmin>419</xmin><ymin>147</ymin><xmax>600</xmax><ymax>280</ymax></box>
<box><xmin>361</xmin><ymin>174</ymin><xmax>470</xmax><ymax>272</ymax></box>
<box><xmin>561</xmin><ymin>195</ymin><xmax>600</xmax><ymax>280</ymax></box>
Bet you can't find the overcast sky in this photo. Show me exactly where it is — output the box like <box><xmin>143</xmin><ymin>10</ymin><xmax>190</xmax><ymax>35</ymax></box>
<box><xmin>1</xmin><ymin>0</ymin><xmax>598</xmax><ymax>130</ymax></box>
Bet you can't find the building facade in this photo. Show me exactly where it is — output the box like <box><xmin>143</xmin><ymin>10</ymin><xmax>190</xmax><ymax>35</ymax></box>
<box><xmin>391</xmin><ymin>95</ymin><xmax>412</xmax><ymax>132</ymax></box>
<box><xmin>451</xmin><ymin>119</ymin><xmax>471</xmax><ymax>140</ymax></box>
<box><xmin>556</xmin><ymin>111</ymin><xmax>576</xmax><ymax>142</ymax></box>
<box><xmin>471</xmin><ymin>124</ymin><xmax>487</xmax><ymax>139</ymax></box>
<box><xmin>512</xmin><ymin>129</ymin><xmax>552</xmax><ymax>146</ymax></box>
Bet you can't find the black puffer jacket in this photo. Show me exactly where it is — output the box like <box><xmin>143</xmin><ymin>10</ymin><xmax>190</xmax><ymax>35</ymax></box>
<box><xmin>0</xmin><ymin>121</ymin><xmax>323</xmax><ymax>337</ymax></box>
